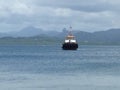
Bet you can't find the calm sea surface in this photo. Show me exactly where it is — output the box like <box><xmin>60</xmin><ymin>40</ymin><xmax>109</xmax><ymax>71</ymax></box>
<box><xmin>0</xmin><ymin>45</ymin><xmax>120</xmax><ymax>90</ymax></box>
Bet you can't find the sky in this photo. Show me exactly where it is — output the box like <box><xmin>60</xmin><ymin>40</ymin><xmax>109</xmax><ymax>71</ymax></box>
<box><xmin>0</xmin><ymin>0</ymin><xmax>120</xmax><ymax>32</ymax></box>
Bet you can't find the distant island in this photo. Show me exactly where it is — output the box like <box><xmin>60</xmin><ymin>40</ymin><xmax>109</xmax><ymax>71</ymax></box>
<box><xmin>0</xmin><ymin>26</ymin><xmax>120</xmax><ymax>45</ymax></box>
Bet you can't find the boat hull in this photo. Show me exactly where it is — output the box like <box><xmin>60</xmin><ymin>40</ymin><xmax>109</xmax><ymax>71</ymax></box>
<box><xmin>62</xmin><ymin>43</ymin><xmax>78</xmax><ymax>50</ymax></box>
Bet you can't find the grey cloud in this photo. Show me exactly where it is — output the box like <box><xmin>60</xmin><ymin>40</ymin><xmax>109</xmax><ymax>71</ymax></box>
<box><xmin>0</xmin><ymin>0</ymin><xmax>120</xmax><ymax>32</ymax></box>
<box><xmin>31</xmin><ymin>0</ymin><xmax>120</xmax><ymax>12</ymax></box>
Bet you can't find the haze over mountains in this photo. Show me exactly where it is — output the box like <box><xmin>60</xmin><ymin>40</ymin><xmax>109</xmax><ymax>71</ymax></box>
<box><xmin>0</xmin><ymin>26</ymin><xmax>60</xmax><ymax>37</ymax></box>
<box><xmin>0</xmin><ymin>26</ymin><xmax>120</xmax><ymax>44</ymax></box>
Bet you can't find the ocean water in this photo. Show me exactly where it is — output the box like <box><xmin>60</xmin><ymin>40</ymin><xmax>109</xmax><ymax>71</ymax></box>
<box><xmin>0</xmin><ymin>45</ymin><xmax>120</xmax><ymax>90</ymax></box>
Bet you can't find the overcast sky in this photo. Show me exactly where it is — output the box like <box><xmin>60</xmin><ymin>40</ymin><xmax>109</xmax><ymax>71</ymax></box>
<box><xmin>0</xmin><ymin>0</ymin><xmax>120</xmax><ymax>32</ymax></box>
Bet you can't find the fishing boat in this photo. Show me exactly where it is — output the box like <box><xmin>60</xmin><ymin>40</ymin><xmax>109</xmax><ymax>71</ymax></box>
<box><xmin>62</xmin><ymin>27</ymin><xmax>78</xmax><ymax>50</ymax></box>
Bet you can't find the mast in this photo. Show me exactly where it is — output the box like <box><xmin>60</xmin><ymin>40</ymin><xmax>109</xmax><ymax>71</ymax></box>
<box><xmin>68</xmin><ymin>26</ymin><xmax>73</xmax><ymax>36</ymax></box>
<box><xmin>66</xmin><ymin>26</ymin><xmax>75</xmax><ymax>39</ymax></box>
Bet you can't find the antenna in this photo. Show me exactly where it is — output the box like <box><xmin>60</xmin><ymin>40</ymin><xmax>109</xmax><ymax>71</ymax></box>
<box><xmin>68</xmin><ymin>26</ymin><xmax>73</xmax><ymax>36</ymax></box>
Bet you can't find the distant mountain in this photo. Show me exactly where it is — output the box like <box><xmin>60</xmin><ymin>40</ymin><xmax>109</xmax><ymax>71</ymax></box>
<box><xmin>15</xmin><ymin>26</ymin><xmax>61</xmax><ymax>37</ymax></box>
<box><xmin>92</xmin><ymin>28</ymin><xmax>120</xmax><ymax>43</ymax></box>
<box><xmin>0</xmin><ymin>26</ymin><xmax>44</xmax><ymax>37</ymax></box>
<box><xmin>0</xmin><ymin>26</ymin><xmax>120</xmax><ymax>44</ymax></box>
<box><xmin>9</xmin><ymin>26</ymin><xmax>45</xmax><ymax>37</ymax></box>
<box><xmin>1</xmin><ymin>26</ymin><xmax>60</xmax><ymax>37</ymax></box>
<box><xmin>16</xmin><ymin>26</ymin><xmax>44</xmax><ymax>37</ymax></box>
<box><xmin>0</xmin><ymin>32</ymin><xmax>9</xmax><ymax>37</ymax></box>
<box><xmin>74</xmin><ymin>28</ymin><xmax>120</xmax><ymax>44</ymax></box>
